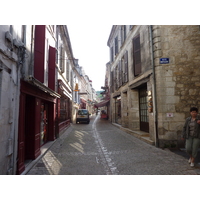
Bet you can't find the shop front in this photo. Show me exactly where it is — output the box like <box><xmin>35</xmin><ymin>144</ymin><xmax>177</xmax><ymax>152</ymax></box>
<box><xmin>94</xmin><ymin>99</ymin><xmax>110</xmax><ymax>119</ymax></box>
<box><xmin>17</xmin><ymin>79</ymin><xmax>60</xmax><ymax>174</ymax></box>
<box><xmin>57</xmin><ymin>80</ymin><xmax>72</xmax><ymax>133</ymax></box>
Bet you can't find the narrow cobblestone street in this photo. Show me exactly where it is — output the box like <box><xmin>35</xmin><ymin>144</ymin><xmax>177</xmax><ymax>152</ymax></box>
<box><xmin>27</xmin><ymin>114</ymin><xmax>200</xmax><ymax>175</ymax></box>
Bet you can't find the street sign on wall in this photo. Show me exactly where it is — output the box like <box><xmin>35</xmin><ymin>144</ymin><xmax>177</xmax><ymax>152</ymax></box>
<box><xmin>160</xmin><ymin>58</ymin><xmax>169</xmax><ymax>64</ymax></box>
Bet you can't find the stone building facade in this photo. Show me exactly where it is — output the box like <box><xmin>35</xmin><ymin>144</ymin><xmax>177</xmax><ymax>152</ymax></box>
<box><xmin>0</xmin><ymin>25</ymin><xmax>25</xmax><ymax>174</ymax></box>
<box><xmin>56</xmin><ymin>25</ymin><xmax>74</xmax><ymax>132</ymax></box>
<box><xmin>0</xmin><ymin>25</ymin><xmax>97</xmax><ymax>174</ymax></box>
<box><xmin>107</xmin><ymin>25</ymin><xmax>200</xmax><ymax>148</ymax></box>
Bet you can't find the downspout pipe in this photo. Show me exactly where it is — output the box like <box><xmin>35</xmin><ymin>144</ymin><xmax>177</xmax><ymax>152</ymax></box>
<box><xmin>150</xmin><ymin>25</ymin><xmax>159</xmax><ymax>147</ymax></box>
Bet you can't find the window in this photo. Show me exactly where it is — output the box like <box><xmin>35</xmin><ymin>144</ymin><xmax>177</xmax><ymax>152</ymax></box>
<box><xmin>9</xmin><ymin>25</ymin><xmax>13</xmax><ymax>35</ymax></box>
<box><xmin>118</xmin><ymin>61</ymin><xmax>122</xmax><ymax>87</ymax></box>
<box><xmin>123</xmin><ymin>25</ymin><xmax>126</xmax><ymax>41</ymax></box>
<box><xmin>121</xmin><ymin>56</ymin><xmax>124</xmax><ymax>84</ymax></box>
<box><xmin>59</xmin><ymin>45</ymin><xmax>65</xmax><ymax>73</ymax></box>
<box><xmin>121</xmin><ymin>25</ymin><xmax>127</xmax><ymax>45</ymax></box>
<box><xmin>48</xmin><ymin>46</ymin><xmax>56</xmax><ymax>90</ymax></box>
<box><xmin>121</xmin><ymin>50</ymin><xmax>128</xmax><ymax>85</ymax></box>
<box><xmin>66</xmin><ymin>60</ymin><xmax>70</xmax><ymax>82</ymax></box>
<box><xmin>21</xmin><ymin>25</ymin><xmax>26</xmax><ymax>44</ymax></box>
<box><xmin>130</xmin><ymin>25</ymin><xmax>134</xmax><ymax>30</ymax></box>
<box><xmin>34</xmin><ymin>25</ymin><xmax>45</xmax><ymax>83</ymax></box>
<box><xmin>60</xmin><ymin>98</ymin><xmax>70</xmax><ymax>122</ymax></box>
<box><xmin>78</xmin><ymin>110</ymin><xmax>88</xmax><ymax>115</ymax></box>
<box><xmin>124</xmin><ymin>50</ymin><xmax>128</xmax><ymax>82</ymax></box>
<box><xmin>133</xmin><ymin>35</ymin><xmax>141</xmax><ymax>76</ymax></box>
<box><xmin>115</xmin><ymin>65</ymin><xmax>118</xmax><ymax>90</ymax></box>
<box><xmin>110</xmin><ymin>46</ymin><xmax>114</xmax><ymax>62</ymax></box>
<box><xmin>115</xmin><ymin>36</ymin><xmax>118</xmax><ymax>55</ymax></box>
<box><xmin>110</xmin><ymin>71</ymin><xmax>114</xmax><ymax>93</ymax></box>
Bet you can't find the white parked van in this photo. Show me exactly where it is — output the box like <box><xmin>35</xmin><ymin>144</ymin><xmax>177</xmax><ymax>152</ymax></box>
<box><xmin>76</xmin><ymin>109</ymin><xmax>90</xmax><ymax>124</ymax></box>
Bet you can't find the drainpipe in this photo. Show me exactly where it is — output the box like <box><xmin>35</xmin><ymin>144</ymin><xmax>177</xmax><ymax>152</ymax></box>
<box><xmin>150</xmin><ymin>25</ymin><xmax>159</xmax><ymax>147</ymax></box>
<box><xmin>12</xmin><ymin>57</ymin><xmax>20</xmax><ymax>174</ymax></box>
<box><xmin>12</xmin><ymin>26</ymin><xmax>27</xmax><ymax>174</ymax></box>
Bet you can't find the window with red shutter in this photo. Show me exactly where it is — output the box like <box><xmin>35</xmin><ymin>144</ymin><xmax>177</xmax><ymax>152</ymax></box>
<box><xmin>48</xmin><ymin>46</ymin><xmax>56</xmax><ymax>90</ymax></box>
<box><xmin>133</xmin><ymin>35</ymin><xmax>141</xmax><ymax>76</ymax></box>
<box><xmin>34</xmin><ymin>25</ymin><xmax>46</xmax><ymax>83</ymax></box>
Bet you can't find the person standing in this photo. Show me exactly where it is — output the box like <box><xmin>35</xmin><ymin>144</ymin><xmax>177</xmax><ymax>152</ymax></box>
<box><xmin>182</xmin><ymin>107</ymin><xmax>200</xmax><ymax>167</ymax></box>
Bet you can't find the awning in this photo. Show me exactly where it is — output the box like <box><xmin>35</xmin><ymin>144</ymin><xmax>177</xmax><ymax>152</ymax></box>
<box><xmin>80</xmin><ymin>98</ymin><xmax>87</xmax><ymax>104</ymax></box>
<box><xmin>94</xmin><ymin>100</ymin><xmax>110</xmax><ymax>108</ymax></box>
<box><xmin>28</xmin><ymin>76</ymin><xmax>61</xmax><ymax>98</ymax></box>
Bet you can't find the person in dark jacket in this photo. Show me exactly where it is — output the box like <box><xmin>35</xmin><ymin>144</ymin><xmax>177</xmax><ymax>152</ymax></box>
<box><xmin>182</xmin><ymin>107</ymin><xmax>200</xmax><ymax>167</ymax></box>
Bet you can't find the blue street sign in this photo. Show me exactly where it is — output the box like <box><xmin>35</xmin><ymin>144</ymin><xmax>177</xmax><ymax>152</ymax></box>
<box><xmin>160</xmin><ymin>58</ymin><xmax>169</xmax><ymax>64</ymax></box>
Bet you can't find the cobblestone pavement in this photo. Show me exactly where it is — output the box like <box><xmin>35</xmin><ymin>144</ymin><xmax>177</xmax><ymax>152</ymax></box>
<box><xmin>27</xmin><ymin>114</ymin><xmax>200</xmax><ymax>175</ymax></box>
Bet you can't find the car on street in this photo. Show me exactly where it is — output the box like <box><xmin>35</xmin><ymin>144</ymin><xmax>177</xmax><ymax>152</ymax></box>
<box><xmin>76</xmin><ymin>109</ymin><xmax>90</xmax><ymax>124</ymax></box>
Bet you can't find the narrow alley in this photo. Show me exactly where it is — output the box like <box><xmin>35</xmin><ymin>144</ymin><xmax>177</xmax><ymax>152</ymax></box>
<box><xmin>26</xmin><ymin>114</ymin><xmax>200</xmax><ymax>175</ymax></box>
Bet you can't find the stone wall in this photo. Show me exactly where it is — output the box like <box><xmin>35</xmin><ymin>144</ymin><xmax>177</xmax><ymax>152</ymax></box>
<box><xmin>153</xmin><ymin>25</ymin><xmax>200</xmax><ymax>148</ymax></box>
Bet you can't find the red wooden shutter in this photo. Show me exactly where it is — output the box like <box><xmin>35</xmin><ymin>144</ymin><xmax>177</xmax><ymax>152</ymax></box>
<box><xmin>133</xmin><ymin>35</ymin><xmax>141</xmax><ymax>76</ymax></box>
<box><xmin>48</xmin><ymin>46</ymin><xmax>56</xmax><ymax>90</ymax></box>
<box><xmin>34</xmin><ymin>25</ymin><xmax>45</xmax><ymax>83</ymax></box>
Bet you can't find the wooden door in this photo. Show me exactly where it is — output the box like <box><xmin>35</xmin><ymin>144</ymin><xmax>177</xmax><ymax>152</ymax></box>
<box><xmin>139</xmin><ymin>87</ymin><xmax>149</xmax><ymax>132</ymax></box>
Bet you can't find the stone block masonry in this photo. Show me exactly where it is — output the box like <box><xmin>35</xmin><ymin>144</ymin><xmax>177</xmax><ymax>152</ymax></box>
<box><xmin>153</xmin><ymin>25</ymin><xmax>200</xmax><ymax>148</ymax></box>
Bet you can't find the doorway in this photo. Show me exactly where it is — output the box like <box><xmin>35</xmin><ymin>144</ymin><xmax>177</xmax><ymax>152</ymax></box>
<box><xmin>139</xmin><ymin>86</ymin><xmax>149</xmax><ymax>132</ymax></box>
<box><xmin>40</xmin><ymin>102</ymin><xmax>48</xmax><ymax>146</ymax></box>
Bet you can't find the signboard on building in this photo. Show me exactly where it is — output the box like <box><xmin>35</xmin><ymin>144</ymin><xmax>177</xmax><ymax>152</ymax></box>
<box><xmin>167</xmin><ymin>113</ymin><xmax>173</xmax><ymax>117</ymax></box>
<box><xmin>160</xmin><ymin>58</ymin><xmax>169</xmax><ymax>64</ymax></box>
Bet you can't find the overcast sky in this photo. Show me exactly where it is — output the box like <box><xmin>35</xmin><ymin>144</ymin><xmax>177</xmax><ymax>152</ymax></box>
<box><xmin>67</xmin><ymin>24</ymin><xmax>112</xmax><ymax>91</ymax></box>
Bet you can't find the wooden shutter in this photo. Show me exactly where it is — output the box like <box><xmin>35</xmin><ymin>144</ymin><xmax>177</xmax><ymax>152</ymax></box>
<box><xmin>34</xmin><ymin>25</ymin><xmax>45</xmax><ymax>83</ymax></box>
<box><xmin>66</xmin><ymin>60</ymin><xmax>70</xmax><ymax>82</ymax></box>
<box><xmin>115</xmin><ymin>36</ymin><xmax>118</xmax><ymax>55</ymax></box>
<box><xmin>118</xmin><ymin>61</ymin><xmax>122</xmax><ymax>87</ymax></box>
<box><xmin>115</xmin><ymin>66</ymin><xmax>118</xmax><ymax>90</ymax></box>
<box><xmin>110</xmin><ymin>71</ymin><xmax>113</xmax><ymax>93</ymax></box>
<box><xmin>120</xmin><ymin>26</ymin><xmax>124</xmax><ymax>44</ymax></box>
<box><xmin>48</xmin><ymin>46</ymin><xmax>56</xmax><ymax>90</ymax></box>
<box><xmin>124</xmin><ymin>25</ymin><xmax>126</xmax><ymax>41</ymax></box>
<box><xmin>110</xmin><ymin>47</ymin><xmax>114</xmax><ymax>62</ymax></box>
<box><xmin>124</xmin><ymin>50</ymin><xmax>128</xmax><ymax>82</ymax></box>
<box><xmin>133</xmin><ymin>35</ymin><xmax>141</xmax><ymax>76</ymax></box>
<box><xmin>121</xmin><ymin>57</ymin><xmax>124</xmax><ymax>84</ymax></box>
<box><xmin>60</xmin><ymin>46</ymin><xmax>65</xmax><ymax>73</ymax></box>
